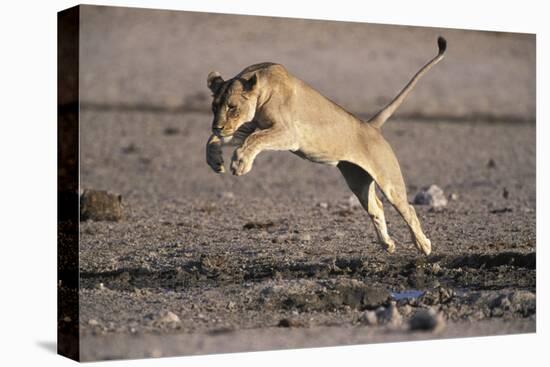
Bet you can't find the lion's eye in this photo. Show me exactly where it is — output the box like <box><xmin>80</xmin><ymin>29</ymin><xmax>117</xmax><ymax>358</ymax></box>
<box><xmin>227</xmin><ymin>105</ymin><xmax>239</xmax><ymax>116</ymax></box>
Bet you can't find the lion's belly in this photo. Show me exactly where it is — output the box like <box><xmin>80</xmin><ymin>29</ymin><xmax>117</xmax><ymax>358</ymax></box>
<box><xmin>292</xmin><ymin>149</ymin><xmax>339</xmax><ymax>166</ymax></box>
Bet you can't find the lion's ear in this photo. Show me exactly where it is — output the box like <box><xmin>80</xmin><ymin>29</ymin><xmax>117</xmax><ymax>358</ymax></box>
<box><xmin>207</xmin><ymin>71</ymin><xmax>224</xmax><ymax>94</ymax></box>
<box><xmin>242</xmin><ymin>73</ymin><xmax>257</xmax><ymax>92</ymax></box>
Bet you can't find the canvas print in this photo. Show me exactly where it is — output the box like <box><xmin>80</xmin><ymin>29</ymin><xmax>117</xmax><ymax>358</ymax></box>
<box><xmin>58</xmin><ymin>5</ymin><xmax>536</xmax><ymax>362</ymax></box>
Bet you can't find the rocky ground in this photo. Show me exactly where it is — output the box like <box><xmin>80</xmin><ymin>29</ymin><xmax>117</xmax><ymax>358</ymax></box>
<box><xmin>73</xmin><ymin>110</ymin><xmax>535</xmax><ymax>361</ymax></box>
<box><xmin>63</xmin><ymin>5</ymin><xmax>536</xmax><ymax>361</ymax></box>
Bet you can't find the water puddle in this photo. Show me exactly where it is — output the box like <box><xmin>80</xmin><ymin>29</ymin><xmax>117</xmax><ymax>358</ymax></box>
<box><xmin>391</xmin><ymin>289</ymin><xmax>424</xmax><ymax>301</ymax></box>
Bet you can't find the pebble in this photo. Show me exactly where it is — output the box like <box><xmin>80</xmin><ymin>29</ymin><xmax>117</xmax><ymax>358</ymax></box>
<box><xmin>413</xmin><ymin>185</ymin><xmax>448</xmax><ymax>210</ymax></box>
<box><xmin>218</xmin><ymin>191</ymin><xmax>235</xmax><ymax>200</ymax></box>
<box><xmin>335</xmin><ymin>231</ymin><xmax>345</xmax><ymax>238</ymax></box>
<box><xmin>375</xmin><ymin>301</ymin><xmax>403</xmax><ymax>327</ymax></box>
<box><xmin>409</xmin><ymin>308</ymin><xmax>446</xmax><ymax>332</ymax></box>
<box><xmin>319</xmin><ymin>202</ymin><xmax>329</xmax><ymax>209</ymax></box>
<box><xmin>88</xmin><ymin>319</ymin><xmax>99</xmax><ymax>326</ymax></box>
<box><xmin>158</xmin><ymin>311</ymin><xmax>181</xmax><ymax>324</ymax></box>
<box><xmin>298</xmin><ymin>233</ymin><xmax>312</xmax><ymax>242</ymax></box>
<box><xmin>359</xmin><ymin>310</ymin><xmax>378</xmax><ymax>325</ymax></box>
<box><xmin>149</xmin><ymin>348</ymin><xmax>163</xmax><ymax>358</ymax></box>
<box><xmin>277</xmin><ymin>318</ymin><xmax>305</xmax><ymax>328</ymax></box>
<box><xmin>400</xmin><ymin>304</ymin><xmax>414</xmax><ymax>317</ymax></box>
<box><xmin>431</xmin><ymin>263</ymin><xmax>442</xmax><ymax>274</ymax></box>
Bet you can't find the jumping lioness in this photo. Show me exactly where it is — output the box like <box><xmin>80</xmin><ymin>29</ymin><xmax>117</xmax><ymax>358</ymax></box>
<box><xmin>206</xmin><ymin>37</ymin><xmax>447</xmax><ymax>256</ymax></box>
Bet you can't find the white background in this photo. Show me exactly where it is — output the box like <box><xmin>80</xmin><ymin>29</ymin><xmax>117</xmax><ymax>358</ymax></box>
<box><xmin>0</xmin><ymin>0</ymin><xmax>547</xmax><ymax>365</ymax></box>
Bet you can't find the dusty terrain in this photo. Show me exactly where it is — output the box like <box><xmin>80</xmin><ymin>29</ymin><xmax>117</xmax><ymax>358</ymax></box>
<box><xmin>76</xmin><ymin>111</ymin><xmax>535</xmax><ymax>361</ymax></box>
<box><xmin>69</xmin><ymin>5</ymin><xmax>536</xmax><ymax>362</ymax></box>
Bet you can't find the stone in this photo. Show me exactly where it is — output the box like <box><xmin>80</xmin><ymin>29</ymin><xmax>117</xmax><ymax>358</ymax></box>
<box><xmin>508</xmin><ymin>291</ymin><xmax>536</xmax><ymax>316</ymax></box>
<box><xmin>218</xmin><ymin>191</ymin><xmax>235</xmax><ymax>200</ymax></box>
<box><xmin>80</xmin><ymin>189</ymin><xmax>123</xmax><ymax>221</ymax></box>
<box><xmin>335</xmin><ymin>231</ymin><xmax>345</xmax><ymax>238</ymax></box>
<box><xmin>400</xmin><ymin>304</ymin><xmax>414</xmax><ymax>317</ymax></box>
<box><xmin>88</xmin><ymin>319</ymin><xmax>99</xmax><ymax>326</ymax></box>
<box><xmin>319</xmin><ymin>202</ymin><xmax>329</xmax><ymax>209</ymax></box>
<box><xmin>157</xmin><ymin>311</ymin><xmax>181</xmax><ymax>325</ymax></box>
<box><xmin>375</xmin><ymin>301</ymin><xmax>403</xmax><ymax>327</ymax></box>
<box><xmin>277</xmin><ymin>318</ymin><xmax>305</xmax><ymax>328</ymax></box>
<box><xmin>359</xmin><ymin>310</ymin><xmax>378</xmax><ymax>325</ymax></box>
<box><xmin>409</xmin><ymin>308</ymin><xmax>446</xmax><ymax>332</ymax></box>
<box><xmin>413</xmin><ymin>185</ymin><xmax>448</xmax><ymax>210</ymax></box>
<box><xmin>298</xmin><ymin>233</ymin><xmax>312</xmax><ymax>242</ymax></box>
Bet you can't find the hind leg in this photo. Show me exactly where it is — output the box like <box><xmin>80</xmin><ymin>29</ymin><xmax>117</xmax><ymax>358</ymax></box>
<box><xmin>376</xmin><ymin>173</ymin><xmax>432</xmax><ymax>255</ymax></box>
<box><xmin>338</xmin><ymin>162</ymin><xmax>396</xmax><ymax>253</ymax></box>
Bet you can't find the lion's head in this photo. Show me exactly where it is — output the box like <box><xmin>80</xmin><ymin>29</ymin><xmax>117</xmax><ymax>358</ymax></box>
<box><xmin>207</xmin><ymin>71</ymin><xmax>258</xmax><ymax>141</ymax></box>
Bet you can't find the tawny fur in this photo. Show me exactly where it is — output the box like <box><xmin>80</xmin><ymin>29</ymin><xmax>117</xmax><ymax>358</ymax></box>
<box><xmin>205</xmin><ymin>37</ymin><xmax>447</xmax><ymax>255</ymax></box>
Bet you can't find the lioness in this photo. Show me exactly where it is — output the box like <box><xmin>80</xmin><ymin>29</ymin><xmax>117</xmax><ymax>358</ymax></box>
<box><xmin>206</xmin><ymin>37</ymin><xmax>447</xmax><ymax>255</ymax></box>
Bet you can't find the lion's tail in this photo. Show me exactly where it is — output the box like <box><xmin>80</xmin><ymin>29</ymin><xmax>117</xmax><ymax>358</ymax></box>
<box><xmin>368</xmin><ymin>36</ymin><xmax>446</xmax><ymax>129</ymax></box>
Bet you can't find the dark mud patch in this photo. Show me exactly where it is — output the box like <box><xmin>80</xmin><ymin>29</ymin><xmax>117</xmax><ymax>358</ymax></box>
<box><xmin>446</xmin><ymin>252</ymin><xmax>535</xmax><ymax>270</ymax></box>
<box><xmin>80</xmin><ymin>251</ymin><xmax>536</xmax><ymax>294</ymax></box>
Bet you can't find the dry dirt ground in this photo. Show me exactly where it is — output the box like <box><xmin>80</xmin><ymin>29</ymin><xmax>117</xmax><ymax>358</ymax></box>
<box><xmin>76</xmin><ymin>111</ymin><xmax>535</xmax><ymax>361</ymax></box>
<box><xmin>67</xmin><ymin>5</ymin><xmax>536</xmax><ymax>362</ymax></box>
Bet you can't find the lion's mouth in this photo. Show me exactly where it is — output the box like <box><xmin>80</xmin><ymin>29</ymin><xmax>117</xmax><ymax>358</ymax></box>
<box><xmin>213</xmin><ymin>130</ymin><xmax>234</xmax><ymax>143</ymax></box>
<box><xmin>212</xmin><ymin>126</ymin><xmax>233</xmax><ymax>137</ymax></box>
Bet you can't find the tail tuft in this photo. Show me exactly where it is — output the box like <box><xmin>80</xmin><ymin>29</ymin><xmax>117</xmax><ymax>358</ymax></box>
<box><xmin>437</xmin><ymin>36</ymin><xmax>447</xmax><ymax>55</ymax></box>
<box><xmin>368</xmin><ymin>37</ymin><xmax>447</xmax><ymax>129</ymax></box>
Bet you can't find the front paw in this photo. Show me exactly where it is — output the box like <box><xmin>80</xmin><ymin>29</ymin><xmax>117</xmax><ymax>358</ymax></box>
<box><xmin>206</xmin><ymin>136</ymin><xmax>225</xmax><ymax>173</ymax></box>
<box><xmin>230</xmin><ymin>148</ymin><xmax>253</xmax><ymax>176</ymax></box>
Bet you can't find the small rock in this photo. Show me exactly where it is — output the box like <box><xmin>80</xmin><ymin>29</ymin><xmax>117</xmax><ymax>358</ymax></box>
<box><xmin>63</xmin><ymin>316</ymin><xmax>72</xmax><ymax>323</ymax></box>
<box><xmin>409</xmin><ymin>308</ymin><xmax>445</xmax><ymax>332</ymax></box>
<box><xmin>218</xmin><ymin>191</ymin><xmax>235</xmax><ymax>200</ymax></box>
<box><xmin>359</xmin><ymin>310</ymin><xmax>378</xmax><ymax>325</ymax></box>
<box><xmin>509</xmin><ymin>291</ymin><xmax>536</xmax><ymax>316</ymax></box>
<box><xmin>400</xmin><ymin>304</ymin><xmax>414</xmax><ymax>317</ymax></box>
<box><xmin>502</xmin><ymin>187</ymin><xmax>509</xmax><ymax>199</ymax></box>
<box><xmin>272</xmin><ymin>234</ymin><xmax>289</xmax><ymax>244</ymax></box>
<box><xmin>243</xmin><ymin>220</ymin><xmax>275</xmax><ymax>230</ymax></box>
<box><xmin>298</xmin><ymin>233</ymin><xmax>312</xmax><ymax>242</ymax></box>
<box><xmin>277</xmin><ymin>318</ymin><xmax>304</xmax><ymax>328</ymax></box>
<box><xmin>335</xmin><ymin>231</ymin><xmax>345</xmax><ymax>238</ymax></box>
<box><xmin>88</xmin><ymin>319</ymin><xmax>99</xmax><ymax>326</ymax></box>
<box><xmin>80</xmin><ymin>189</ymin><xmax>123</xmax><ymax>221</ymax></box>
<box><xmin>95</xmin><ymin>282</ymin><xmax>106</xmax><ymax>290</ymax></box>
<box><xmin>487</xmin><ymin>159</ymin><xmax>497</xmax><ymax>168</ymax></box>
<box><xmin>413</xmin><ymin>185</ymin><xmax>448</xmax><ymax>210</ymax></box>
<box><xmin>163</xmin><ymin>127</ymin><xmax>179</xmax><ymax>136</ymax></box>
<box><xmin>121</xmin><ymin>143</ymin><xmax>138</xmax><ymax>154</ymax></box>
<box><xmin>449</xmin><ymin>193</ymin><xmax>459</xmax><ymax>201</ymax></box>
<box><xmin>149</xmin><ymin>348</ymin><xmax>163</xmax><ymax>358</ymax></box>
<box><xmin>318</xmin><ymin>202</ymin><xmax>329</xmax><ymax>209</ymax></box>
<box><xmin>375</xmin><ymin>301</ymin><xmax>403</xmax><ymax>327</ymax></box>
<box><xmin>431</xmin><ymin>263</ymin><xmax>442</xmax><ymax>274</ymax></box>
<box><xmin>158</xmin><ymin>311</ymin><xmax>181</xmax><ymax>325</ymax></box>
